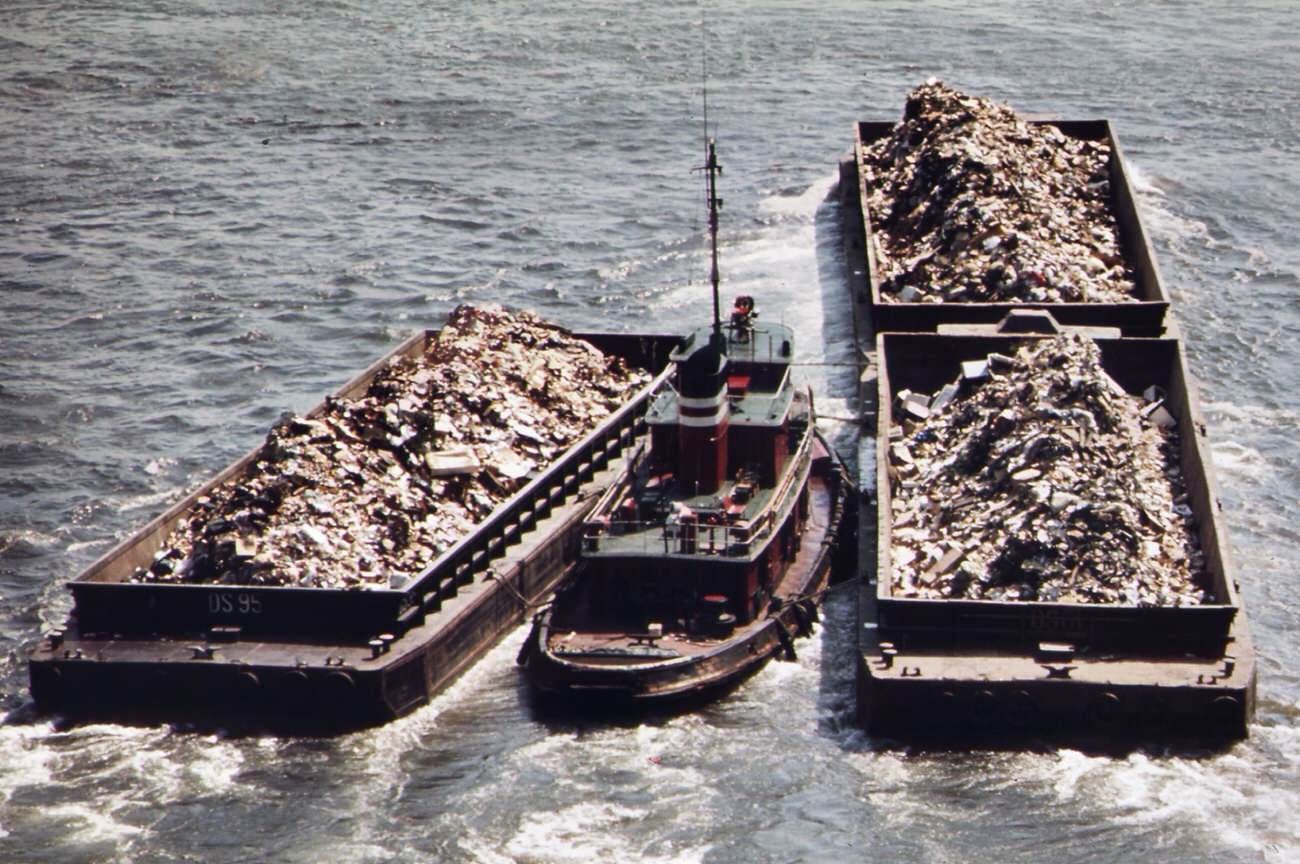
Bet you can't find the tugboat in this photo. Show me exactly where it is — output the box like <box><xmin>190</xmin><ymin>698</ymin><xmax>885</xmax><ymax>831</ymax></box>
<box><xmin>520</xmin><ymin>141</ymin><xmax>852</xmax><ymax>706</ymax></box>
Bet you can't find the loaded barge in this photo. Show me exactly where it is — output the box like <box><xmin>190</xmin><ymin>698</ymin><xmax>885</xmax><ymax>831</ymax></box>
<box><xmin>840</xmin><ymin>83</ymin><xmax>1256</xmax><ymax>745</ymax></box>
<box><xmin>857</xmin><ymin>317</ymin><xmax>1255</xmax><ymax>743</ymax></box>
<box><xmin>29</xmin><ymin>321</ymin><xmax>678</xmax><ymax>732</ymax></box>
<box><xmin>520</xmin><ymin>142</ymin><xmax>854</xmax><ymax>707</ymax></box>
<box><xmin>853</xmin><ymin>81</ymin><xmax>1172</xmax><ymax>338</ymax></box>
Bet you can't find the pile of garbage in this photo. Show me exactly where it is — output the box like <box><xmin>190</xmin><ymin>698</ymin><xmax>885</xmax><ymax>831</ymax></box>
<box><xmin>887</xmin><ymin>333</ymin><xmax>1207</xmax><ymax>605</ymax></box>
<box><xmin>862</xmin><ymin>80</ymin><xmax>1138</xmax><ymax>304</ymax></box>
<box><xmin>135</xmin><ymin>305</ymin><xmax>652</xmax><ymax>589</ymax></box>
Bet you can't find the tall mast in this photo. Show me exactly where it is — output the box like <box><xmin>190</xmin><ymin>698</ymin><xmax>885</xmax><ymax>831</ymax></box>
<box><xmin>704</xmin><ymin>138</ymin><xmax>723</xmax><ymax>341</ymax></box>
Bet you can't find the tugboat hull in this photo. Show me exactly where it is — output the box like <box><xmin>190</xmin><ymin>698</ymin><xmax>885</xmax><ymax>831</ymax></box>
<box><xmin>522</xmin><ymin>440</ymin><xmax>851</xmax><ymax>709</ymax></box>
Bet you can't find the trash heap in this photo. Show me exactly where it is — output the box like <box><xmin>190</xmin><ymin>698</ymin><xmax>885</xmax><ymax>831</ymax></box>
<box><xmin>862</xmin><ymin>80</ymin><xmax>1137</xmax><ymax>304</ymax></box>
<box><xmin>135</xmin><ymin>305</ymin><xmax>652</xmax><ymax>589</ymax></box>
<box><xmin>887</xmin><ymin>334</ymin><xmax>1207</xmax><ymax>605</ymax></box>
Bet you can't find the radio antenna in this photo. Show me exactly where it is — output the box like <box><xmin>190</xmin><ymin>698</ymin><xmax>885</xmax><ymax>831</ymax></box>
<box><xmin>701</xmin><ymin>23</ymin><xmax>710</xmax><ymax>149</ymax></box>
<box><xmin>696</xmin><ymin>21</ymin><xmax>723</xmax><ymax>340</ymax></box>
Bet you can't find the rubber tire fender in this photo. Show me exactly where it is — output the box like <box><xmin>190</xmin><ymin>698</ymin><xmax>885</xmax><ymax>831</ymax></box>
<box><xmin>773</xmin><ymin>618</ymin><xmax>798</xmax><ymax>662</ymax></box>
<box><xmin>793</xmin><ymin>599</ymin><xmax>819</xmax><ymax>637</ymax></box>
<box><xmin>1089</xmin><ymin>691</ymin><xmax>1123</xmax><ymax>730</ymax></box>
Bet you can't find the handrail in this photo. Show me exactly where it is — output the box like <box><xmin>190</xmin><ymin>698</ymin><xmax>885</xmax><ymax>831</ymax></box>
<box><xmin>588</xmin><ymin>441</ymin><xmax>647</xmax><ymax>517</ymax></box>
<box><xmin>406</xmin><ymin>367</ymin><xmax>675</xmax><ymax>607</ymax></box>
<box><xmin>584</xmin><ymin>420</ymin><xmax>814</xmax><ymax>559</ymax></box>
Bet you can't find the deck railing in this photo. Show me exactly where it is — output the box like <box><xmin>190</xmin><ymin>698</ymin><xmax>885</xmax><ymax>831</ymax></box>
<box><xmin>582</xmin><ymin>423</ymin><xmax>813</xmax><ymax>559</ymax></box>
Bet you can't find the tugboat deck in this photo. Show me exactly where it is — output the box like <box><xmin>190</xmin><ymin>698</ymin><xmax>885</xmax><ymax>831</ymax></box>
<box><xmin>546</xmin><ymin>474</ymin><xmax>835</xmax><ymax>662</ymax></box>
<box><xmin>580</xmin><ymin>478</ymin><xmax>778</xmax><ymax>559</ymax></box>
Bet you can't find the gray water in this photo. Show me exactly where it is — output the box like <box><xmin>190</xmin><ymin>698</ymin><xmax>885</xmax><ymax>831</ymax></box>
<box><xmin>2</xmin><ymin>1</ymin><xmax>1298</xmax><ymax>861</ymax></box>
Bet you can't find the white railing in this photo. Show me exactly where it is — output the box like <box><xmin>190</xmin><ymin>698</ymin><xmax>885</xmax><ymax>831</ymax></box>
<box><xmin>582</xmin><ymin>425</ymin><xmax>813</xmax><ymax>559</ymax></box>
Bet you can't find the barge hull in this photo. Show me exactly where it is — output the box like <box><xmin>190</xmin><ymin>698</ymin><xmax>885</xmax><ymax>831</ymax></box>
<box><xmin>30</xmin><ymin>459</ymin><xmax>609</xmax><ymax>732</ymax></box>
<box><xmin>856</xmin><ymin>617</ymin><xmax>1257</xmax><ymax>746</ymax></box>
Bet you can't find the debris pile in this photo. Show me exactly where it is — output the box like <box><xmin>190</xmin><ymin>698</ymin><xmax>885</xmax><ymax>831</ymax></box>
<box><xmin>887</xmin><ymin>334</ymin><xmax>1207</xmax><ymax>605</ymax></box>
<box><xmin>135</xmin><ymin>305</ymin><xmax>651</xmax><ymax>589</ymax></box>
<box><xmin>863</xmin><ymin>80</ymin><xmax>1137</xmax><ymax>304</ymax></box>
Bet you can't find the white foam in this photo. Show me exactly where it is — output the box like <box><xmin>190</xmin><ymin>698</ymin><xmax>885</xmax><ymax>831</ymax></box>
<box><xmin>649</xmin><ymin>171</ymin><xmax>848</xmax><ymax>332</ymax></box>
<box><xmin>1048</xmin><ymin>749</ymin><xmax>1100</xmax><ymax>802</ymax></box>
<box><xmin>499</xmin><ymin>799</ymin><xmax>709</xmax><ymax>864</ymax></box>
<box><xmin>184</xmin><ymin>736</ymin><xmax>244</xmax><ymax>795</ymax></box>
<box><xmin>115</xmin><ymin>487</ymin><xmax>187</xmax><ymax>514</ymax></box>
<box><xmin>1202</xmin><ymin>399</ymin><xmax>1300</xmax><ymax>430</ymax></box>
<box><xmin>0</xmin><ymin>721</ymin><xmax>57</xmax><ymax>840</ymax></box>
<box><xmin>1209</xmin><ymin>440</ymin><xmax>1268</xmax><ymax>480</ymax></box>
<box><xmin>143</xmin><ymin>457</ymin><xmax>175</xmax><ymax>476</ymax></box>
<box><xmin>330</xmin><ymin>618</ymin><xmax>535</xmax><ymax>851</ymax></box>
<box><xmin>1126</xmin><ymin>162</ymin><xmax>1215</xmax><ymax>251</ymax></box>
<box><xmin>757</xmin><ymin>173</ymin><xmax>840</xmax><ymax>217</ymax></box>
<box><xmin>444</xmin><ymin>710</ymin><xmax>720</xmax><ymax>863</ymax></box>
<box><xmin>986</xmin><ymin>731</ymin><xmax>1300</xmax><ymax>862</ymax></box>
<box><xmin>0</xmin><ymin>724</ymin><xmax>173</xmax><ymax>853</ymax></box>
<box><xmin>40</xmin><ymin>801</ymin><xmax>143</xmax><ymax>845</ymax></box>
<box><xmin>64</xmin><ymin>538</ymin><xmax>114</xmax><ymax>556</ymax></box>
<box><xmin>1103</xmin><ymin>746</ymin><xmax>1300</xmax><ymax>860</ymax></box>
<box><xmin>123</xmin><ymin>740</ymin><xmax>185</xmax><ymax>803</ymax></box>
<box><xmin>432</xmin><ymin>620</ymin><xmax>533</xmax><ymax>712</ymax></box>
<box><xmin>857</xmin><ymin>439</ymin><xmax>877</xmax><ymax>495</ymax></box>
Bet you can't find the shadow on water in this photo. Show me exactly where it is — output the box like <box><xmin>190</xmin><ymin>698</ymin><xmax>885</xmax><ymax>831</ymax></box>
<box><xmin>808</xmin><ymin>170</ymin><xmax>877</xmax><ymax>749</ymax></box>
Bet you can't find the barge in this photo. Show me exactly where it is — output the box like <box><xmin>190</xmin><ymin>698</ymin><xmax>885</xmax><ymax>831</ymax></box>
<box><xmin>852</xmin><ymin>84</ymin><xmax>1172</xmax><ymax>336</ymax></box>
<box><xmin>520</xmin><ymin>143</ymin><xmax>854</xmax><ymax>708</ymax></box>
<box><xmin>857</xmin><ymin>317</ymin><xmax>1255</xmax><ymax>744</ymax></box>
<box><xmin>29</xmin><ymin>323</ymin><xmax>679</xmax><ymax>732</ymax></box>
<box><xmin>840</xmin><ymin>84</ymin><xmax>1255</xmax><ymax>746</ymax></box>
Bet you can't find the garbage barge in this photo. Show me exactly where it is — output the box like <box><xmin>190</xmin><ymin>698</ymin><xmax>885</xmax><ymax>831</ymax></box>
<box><xmin>852</xmin><ymin>80</ymin><xmax>1171</xmax><ymax>336</ymax></box>
<box><xmin>855</xmin><ymin>314</ymin><xmax>1256</xmax><ymax>745</ymax></box>
<box><xmin>29</xmin><ymin>307</ymin><xmax>679</xmax><ymax>732</ymax></box>
<box><xmin>840</xmin><ymin>82</ymin><xmax>1255</xmax><ymax>746</ymax></box>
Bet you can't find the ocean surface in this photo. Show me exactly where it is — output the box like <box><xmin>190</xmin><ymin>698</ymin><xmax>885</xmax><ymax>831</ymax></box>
<box><xmin>2</xmin><ymin>1</ymin><xmax>1298</xmax><ymax>861</ymax></box>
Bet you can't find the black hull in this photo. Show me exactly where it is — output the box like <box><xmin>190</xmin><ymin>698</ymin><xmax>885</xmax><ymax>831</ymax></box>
<box><xmin>855</xmin><ymin>648</ymin><xmax>1257</xmax><ymax>754</ymax></box>
<box><xmin>30</xmin><ymin>470</ymin><xmax>600</xmax><ymax>735</ymax></box>
<box><xmin>525</xmin><ymin>611</ymin><xmax>793</xmax><ymax>708</ymax></box>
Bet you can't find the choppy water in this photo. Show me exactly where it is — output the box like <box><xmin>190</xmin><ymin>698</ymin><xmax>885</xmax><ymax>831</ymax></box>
<box><xmin>2</xmin><ymin>1</ymin><xmax>1298</xmax><ymax>861</ymax></box>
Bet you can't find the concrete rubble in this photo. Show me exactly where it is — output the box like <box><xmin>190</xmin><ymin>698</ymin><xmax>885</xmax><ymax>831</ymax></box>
<box><xmin>887</xmin><ymin>333</ymin><xmax>1208</xmax><ymax>606</ymax></box>
<box><xmin>863</xmin><ymin>80</ymin><xmax>1138</xmax><ymax>305</ymax></box>
<box><xmin>134</xmin><ymin>305</ymin><xmax>651</xmax><ymax>589</ymax></box>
